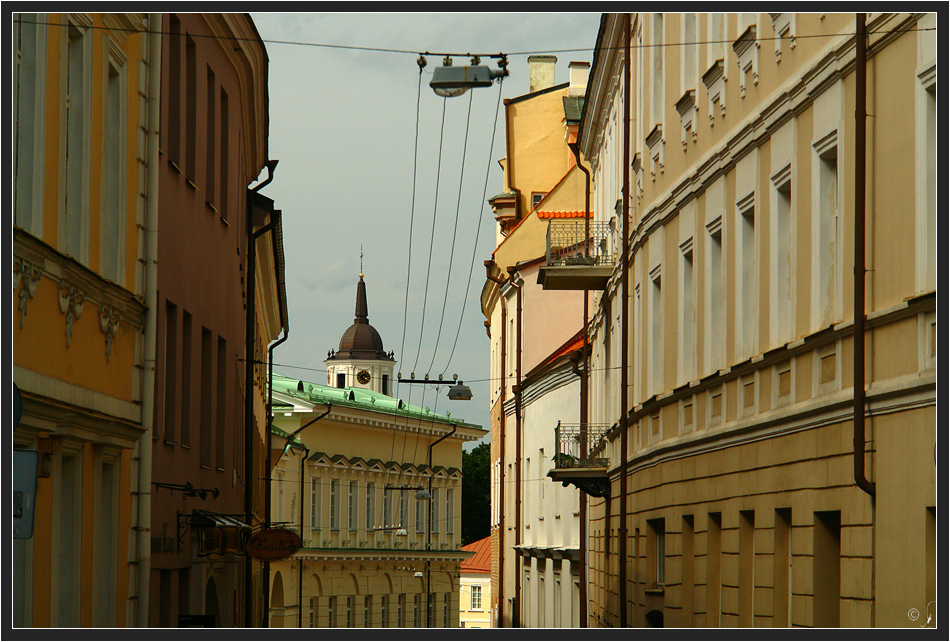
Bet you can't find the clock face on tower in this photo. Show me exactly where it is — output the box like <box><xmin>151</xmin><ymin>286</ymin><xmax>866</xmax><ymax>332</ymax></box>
<box><xmin>357</xmin><ymin>370</ymin><xmax>371</xmax><ymax>385</ymax></box>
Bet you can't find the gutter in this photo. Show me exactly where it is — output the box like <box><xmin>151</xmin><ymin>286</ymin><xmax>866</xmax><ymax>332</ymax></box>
<box><xmin>245</xmin><ymin>159</ymin><xmax>278</xmax><ymax>627</ymax></box>
<box><xmin>506</xmin><ymin>265</ymin><xmax>523</xmax><ymax>628</ymax></box>
<box><xmin>618</xmin><ymin>13</ymin><xmax>631</xmax><ymax>626</ymax></box>
<box><xmin>854</xmin><ymin>13</ymin><xmax>875</xmax><ymax>498</ymax></box>
<box><xmin>484</xmin><ymin>260</ymin><xmax>508</xmax><ymax>627</ymax></box>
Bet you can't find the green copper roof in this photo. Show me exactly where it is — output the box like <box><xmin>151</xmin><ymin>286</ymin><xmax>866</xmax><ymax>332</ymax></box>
<box><xmin>270</xmin><ymin>372</ymin><xmax>480</xmax><ymax>430</ymax></box>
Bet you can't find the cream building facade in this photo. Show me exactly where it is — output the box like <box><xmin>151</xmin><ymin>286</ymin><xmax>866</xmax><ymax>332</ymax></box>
<box><xmin>266</xmin><ymin>276</ymin><xmax>486</xmax><ymax>628</ymax></box>
<box><xmin>540</xmin><ymin>12</ymin><xmax>937</xmax><ymax>628</ymax></box>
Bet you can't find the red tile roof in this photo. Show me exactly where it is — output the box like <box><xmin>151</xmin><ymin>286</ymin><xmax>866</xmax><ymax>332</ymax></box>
<box><xmin>460</xmin><ymin>536</ymin><xmax>491</xmax><ymax>574</ymax></box>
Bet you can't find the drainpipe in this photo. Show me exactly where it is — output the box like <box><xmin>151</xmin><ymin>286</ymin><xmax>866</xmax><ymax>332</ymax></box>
<box><xmin>569</xmin><ymin>141</ymin><xmax>591</xmax><ymax>628</ymax></box>
<box><xmin>506</xmin><ymin>265</ymin><xmax>523</xmax><ymax>628</ymax></box>
<box><xmin>245</xmin><ymin>159</ymin><xmax>278</xmax><ymax>627</ymax></box>
<box><xmin>135</xmin><ymin>12</ymin><xmax>162</xmax><ymax>627</ymax></box>
<box><xmin>484</xmin><ymin>260</ymin><xmax>508</xmax><ymax>627</ymax></box>
<box><xmin>263</xmin><ymin>316</ymin><xmax>288</xmax><ymax>629</ymax></box>
<box><xmin>854</xmin><ymin>13</ymin><xmax>875</xmax><ymax>497</ymax></box>
<box><xmin>619</xmin><ymin>12</ymin><xmax>631</xmax><ymax>627</ymax></box>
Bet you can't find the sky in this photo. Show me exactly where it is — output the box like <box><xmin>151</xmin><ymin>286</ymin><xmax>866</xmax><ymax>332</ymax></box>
<box><xmin>249</xmin><ymin>12</ymin><xmax>604</xmax><ymax>448</ymax></box>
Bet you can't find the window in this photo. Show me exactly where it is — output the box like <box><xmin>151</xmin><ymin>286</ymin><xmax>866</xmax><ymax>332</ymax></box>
<box><xmin>736</xmin><ymin>192</ymin><xmax>756</xmax><ymax>360</ymax></box>
<box><xmin>446</xmin><ymin>488</ymin><xmax>455</xmax><ymax>535</ymax></box>
<box><xmin>430</xmin><ymin>487</ymin><xmax>440</xmax><ymax>533</ymax></box>
<box><xmin>100</xmin><ymin>50</ymin><xmax>126</xmax><ymax>284</ymax></box>
<box><xmin>813</xmin><ymin>129</ymin><xmax>839</xmax><ymax>329</ymax></box>
<box><xmin>200</xmin><ymin>329</ymin><xmax>213</xmax><ymax>465</ymax></box>
<box><xmin>14</xmin><ymin>13</ymin><xmax>46</xmax><ymax>238</ymax></box>
<box><xmin>329</xmin><ymin>479</ymin><xmax>340</xmax><ymax>530</ymax></box>
<box><xmin>813</xmin><ymin>511</ymin><xmax>841</xmax><ymax>627</ymax></box>
<box><xmin>365</xmin><ymin>482</ymin><xmax>375</xmax><ymax>531</ymax></box>
<box><xmin>345</xmin><ymin>596</ymin><xmax>353</xmax><ymax>627</ymax></box>
<box><xmin>774</xmin><ymin>508</ymin><xmax>792</xmax><ymax>627</ymax></box>
<box><xmin>348</xmin><ymin>481</ymin><xmax>357</xmax><ymax>531</ymax></box>
<box><xmin>184</xmin><ymin>35</ymin><xmax>196</xmax><ymax>182</ymax></box>
<box><xmin>310</xmin><ymin>477</ymin><xmax>321</xmax><ymax>530</ymax></box>
<box><xmin>705</xmin><ymin>216</ymin><xmax>724</xmax><ymax>373</ymax></box>
<box><xmin>181</xmin><ymin>311</ymin><xmax>192</xmax><ymax>448</ymax></box>
<box><xmin>64</xmin><ymin>16</ymin><xmax>91</xmax><ymax>264</ymax></box>
<box><xmin>309</xmin><ymin>597</ymin><xmax>315</xmax><ymax>628</ymax></box>
<box><xmin>531</xmin><ymin>192</ymin><xmax>547</xmax><ymax>209</ymax></box>
<box><xmin>327</xmin><ymin>596</ymin><xmax>336</xmax><ymax>627</ymax></box>
<box><xmin>771</xmin><ymin>163</ymin><xmax>793</xmax><ymax>346</ymax></box>
<box><xmin>650</xmin><ymin>266</ymin><xmax>663</xmax><ymax>396</ymax></box>
<box><xmin>380</xmin><ymin>595</ymin><xmax>388</xmax><ymax>628</ymax></box>
<box><xmin>163</xmin><ymin>301</ymin><xmax>178</xmax><ymax>442</ymax></box>
<box><xmin>648</xmin><ymin>518</ymin><xmax>665</xmax><ymax>586</ymax></box>
<box><xmin>652</xmin><ymin>13</ymin><xmax>664</xmax><ymax>127</ymax></box>
<box><xmin>739</xmin><ymin>510</ymin><xmax>755</xmax><ymax>626</ymax></box>
<box><xmin>219</xmin><ymin>88</ymin><xmax>230</xmax><ymax>220</ymax></box>
<box><xmin>679</xmin><ymin>238</ymin><xmax>695</xmax><ymax>383</ymax></box>
<box><xmin>364</xmin><ymin>595</ymin><xmax>372</xmax><ymax>627</ymax></box>
<box><xmin>205</xmin><ymin>66</ymin><xmax>216</xmax><ymax>209</ymax></box>
<box><xmin>215</xmin><ymin>337</ymin><xmax>227</xmax><ymax>468</ymax></box>
<box><xmin>471</xmin><ymin>584</ymin><xmax>482</xmax><ymax>611</ymax></box>
<box><xmin>397</xmin><ymin>594</ymin><xmax>404</xmax><ymax>627</ymax></box>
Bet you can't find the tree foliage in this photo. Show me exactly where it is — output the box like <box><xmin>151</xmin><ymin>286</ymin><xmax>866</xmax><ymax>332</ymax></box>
<box><xmin>461</xmin><ymin>442</ymin><xmax>490</xmax><ymax>546</ymax></box>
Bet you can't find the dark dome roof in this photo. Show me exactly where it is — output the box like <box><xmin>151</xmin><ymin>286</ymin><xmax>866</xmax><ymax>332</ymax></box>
<box><xmin>328</xmin><ymin>275</ymin><xmax>394</xmax><ymax>361</ymax></box>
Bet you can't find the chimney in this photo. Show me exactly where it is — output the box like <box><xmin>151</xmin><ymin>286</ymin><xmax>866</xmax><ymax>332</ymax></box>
<box><xmin>568</xmin><ymin>61</ymin><xmax>590</xmax><ymax>97</ymax></box>
<box><xmin>528</xmin><ymin>55</ymin><xmax>557</xmax><ymax>93</ymax></box>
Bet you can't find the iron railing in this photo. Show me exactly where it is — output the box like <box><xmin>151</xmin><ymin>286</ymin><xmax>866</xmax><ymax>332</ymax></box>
<box><xmin>553</xmin><ymin>422</ymin><xmax>611</xmax><ymax>469</ymax></box>
<box><xmin>545</xmin><ymin>220</ymin><xmax>615</xmax><ymax>268</ymax></box>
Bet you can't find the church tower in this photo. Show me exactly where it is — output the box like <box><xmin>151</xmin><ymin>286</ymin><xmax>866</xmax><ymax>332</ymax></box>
<box><xmin>325</xmin><ymin>273</ymin><xmax>396</xmax><ymax>395</ymax></box>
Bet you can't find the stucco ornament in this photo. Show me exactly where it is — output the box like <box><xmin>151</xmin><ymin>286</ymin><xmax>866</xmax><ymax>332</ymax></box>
<box><xmin>58</xmin><ymin>280</ymin><xmax>85</xmax><ymax>347</ymax></box>
<box><xmin>14</xmin><ymin>258</ymin><xmax>41</xmax><ymax>329</ymax></box>
<box><xmin>99</xmin><ymin>304</ymin><xmax>121</xmax><ymax>362</ymax></box>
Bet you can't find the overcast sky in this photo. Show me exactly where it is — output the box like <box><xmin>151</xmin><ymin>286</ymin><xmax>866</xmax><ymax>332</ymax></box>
<box><xmin>249</xmin><ymin>12</ymin><xmax>603</xmax><ymax>446</ymax></box>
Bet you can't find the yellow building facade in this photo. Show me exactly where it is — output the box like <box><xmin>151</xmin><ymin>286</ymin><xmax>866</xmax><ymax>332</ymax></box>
<box><xmin>13</xmin><ymin>12</ymin><xmax>152</xmax><ymax>627</ymax></box>
<box><xmin>547</xmin><ymin>12</ymin><xmax>937</xmax><ymax>628</ymax></box>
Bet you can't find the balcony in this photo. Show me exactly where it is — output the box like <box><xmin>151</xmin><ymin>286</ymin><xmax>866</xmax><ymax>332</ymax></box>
<box><xmin>537</xmin><ymin>220</ymin><xmax>615</xmax><ymax>290</ymax></box>
<box><xmin>546</xmin><ymin>422</ymin><xmax>611</xmax><ymax>498</ymax></box>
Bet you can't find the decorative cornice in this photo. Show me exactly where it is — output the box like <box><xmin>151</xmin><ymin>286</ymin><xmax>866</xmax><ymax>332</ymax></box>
<box><xmin>14</xmin><ymin>258</ymin><xmax>41</xmax><ymax>329</ymax></box>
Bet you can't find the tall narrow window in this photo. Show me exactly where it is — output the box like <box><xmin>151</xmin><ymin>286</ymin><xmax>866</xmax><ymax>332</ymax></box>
<box><xmin>93</xmin><ymin>457</ymin><xmax>117</xmax><ymax>626</ymax></box>
<box><xmin>738</xmin><ymin>510</ymin><xmax>755</xmax><ymax>626</ymax></box>
<box><xmin>430</xmin><ymin>487</ymin><xmax>440</xmax><ymax>534</ymax></box>
<box><xmin>216</xmin><ymin>337</ymin><xmax>227</xmax><ymax>468</ymax></box>
<box><xmin>64</xmin><ymin>19</ymin><xmax>89</xmax><ymax>263</ymax></box>
<box><xmin>185</xmin><ymin>36</ymin><xmax>196</xmax><ymax>182</ymax></box>
<box><xmin>650</xmin><ymin>270</ymin><xmax>663</xmax><ymax>396</ymax></box>
<box><xmin>813</xmin><ymin>511</ymin><xmax>841</xmax><ymax>627</ymax></box>
<box><xmin>310</xmin><ymin>477</ymin><xmax>321</xmax><ymax>530</ymax></box>
<box><xmin>706</xmin><ymin>218</ymin><xmax>724</xmax><ymax>373</ymax></box>
<box><xmin>205</xmin><ymin>67</ymin><xmax>216</xmax><ymax>209</ymax></box>
<box><xmin>381</xmin><ymin>595</ymin><xmax>388</xmax><ymax>628</ymax></box>
<box><xmin>163</xmin><ymin>302</ymin><xmax>178</xmax><ymax>442</ymax></box>
<box><xmin>56</xmin><ymin>451</ymin><xmax>82</xmax><ymax>626</ymax></box>
<box><xmin>652</xmin><ymin>14</ymin><xmax>664</xmax><ymax>127</ymax></box>
<box><xmin>365</xmin><ymin>482</ymin><xmax>375</xmax><ymax>531</ymax></box>
<box><xmin>648</xmin><ymin>518</ymin><xmax>666</xmax><ymax>586</ymax></box>
<box><xmin>682</xmin><ymin>13</ymin><xmax>698</xmax><ymax>92</ymax></box>
<box><xmin>706</xmin><ymin>512</ymin><xmax>722</xmax><ymax>627</ymax></box>
<box><xmin>167</xmin><ymin>15</ymin><xmax>181</xmax><ymax>167</ymax></box>
<box><xmin>772</xmin><ymin>171</ymin><xmax>793</xmax><ymax>346</ymax></box>
<box><xmin>682</xmin><ymin>515</ymin><xmax>695</xmax><ymax>626</ymax></box>
<box><xmin>200</xmin><ymin>328</ymin><xmax>213</xmax><ymax>465</ymax></box>
<box><xmin>327</xmin><ymin>596</ymin><xmax>335</xmax><ymax>628</ymax></box>
<box><xmin>181</xmin><ymin>311</ymin><xmax>192</xmax><ymax>448</ymax></box>
<box><xmin>774</xmin><ymin>508</ymin><xmax>792</xmax><ymax>627</ymax></box>
<box><xmin>348</xmin><ymin>481</ymin><xmax>358</xmax><ymax>532</ymax></box>
<box><xmin>329</xmin><ymin>479</ymin><xmax>340</xmax><ymax>530</ymax></box>
<box><xmin>101</xmin><ymin>55</ymin><xmax>126</xmax><ymax>284</ymax></box>
<box><xmin>814</xmin><ymin>133</ymin><xmax>839</xmax><ymax>329</ymax></box>
<box><xmin>219</xmin><ymin>89</ymin><xmax>230</xmax><ymax>220</ymax></box>
<box><xmin>737</xmin><ymin>197</ymin><xmax>756</xmax><ymax>359</ymax></box>
<box><xmin>446</xmin><ymin>488</ymin><xmax>455</xmax><ymax>535</ymax></box>
<box><xmin>15</xmin><ymin>13</ymin><xmax>44</xmax><ymax>236</ymax></box>
<box><xmin>679</xmin><ymin>241</ymin><xmax>695</xmax><ymax>384</ymax></box>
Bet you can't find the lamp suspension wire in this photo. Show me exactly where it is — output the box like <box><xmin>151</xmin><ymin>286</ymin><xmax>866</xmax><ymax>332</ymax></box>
<box><xmin>440</xmin><ymin>77</ymin><xmax>505</xmax><ymax>376</ymax></box>
<box><xmin>409</xmin><ymin>95</ymin><xmax>448</xmax><ymax>376</ymax></box>
<box><xmin>425</xmin><ymin>89</ymin><xmax>475</xmax><ymax>377</ymax></box>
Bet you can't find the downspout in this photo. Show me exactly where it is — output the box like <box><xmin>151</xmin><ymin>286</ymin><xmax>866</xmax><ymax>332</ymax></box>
<box><xmin>619</xmin><ymin>12</ymin><xmax>631</xmax><ymax>627</ymax></box>
<box><xmin>263</xmin><ymin>311</ymin><xmax>288</xmax><ymax>629</ymax></box>
<box><xmin>854</xmin><ymin>13</ymin><xmax>875</xmax><ymax>498</ymax></box>
<box><xmin>485</xmin><ymin>260</ymin><xmax>507</xmax><ymax>627</ymax></box>
<box><xmin>425</xmin><ymin>423</ymin><xmax>457</xmax><ymax>628</ymax></box>
<box><xmin>245</xmin><ymin>159</ymin><xmax>278</xmax><ymax>627</ymax></box>
<box><xmin>298</xmin><ymin>445</ymin><xmax>309</xmax><ymax>628</ymax></box>
<box><xmin>506</xmin><ymin>265</ymin><xmax>523</xmax><ymax>628</ymax></box>
<box><xmin>569</xmin><ymin>141</ymin><xmax>591</xmax><ymax>628</ymax></box>
<box><xmin>135</xmin><ymin>12</ymin><xmax>162</xmax><ymax>627</ymax></box>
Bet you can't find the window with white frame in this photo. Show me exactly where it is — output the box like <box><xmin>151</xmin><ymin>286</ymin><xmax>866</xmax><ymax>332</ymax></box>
<box><xmin>348</xmin><ymin>481</ymin><xmax>358</xmax><ymax>532</ymax></box>
<box><xmin>63</xmin><ymin>15</ymin><xmax>92</xmax><ymax>265</ymax></box>
<box><xmin>365</xmin><ymin>482</ymin><xmax>375</xmax><ymax>532</ymax></box>
<box><xmin>771</xmin><ymin>163</ymin><xmax>794</xmax><ymax>347</ymax></box>
<box><xmin>813</xmin><ymin>129</ymin><xmax>839</xmax><ymax>330</ymax></box>
<box><xmin>705</xmin><ymin>215</ymin><xmax>725</xmax><ymax>373</ymax></box>
<box><xmin>100</xmin><ymin>45</ymin><xmax>127</xmax><ymax>285</ymax></box>
<box><xmin>679</xmin><ymin>234</ymin><xmax>695</xmax><ymax>385</ymax></box>
<box><xmin>736</xmin><ymin>192</ymin><xmax>756</xmax><ymax>361</ymax></box>
<box><xmin>310</xmin><ymin>477</ymin><xmax>320</xmax><ymax>530</ymax></box>
<box><xmin>471</xmin><ymin>584</ymin><xmax>483</xmax><ymax>610</ymax></box>
<box><xmin>446</xmin><ymin>487</ymin><xmax>455</xmax><ymax>535</ymax></box>
<box><xmin>430</xmin><ymin>487</ymin><xmax>440</xmax><ymax>534</ymax></box>
<box><xmin>329</xmin><ymin>479</ymin><xmax>340</xmax><ymax>530</ymax></box>
<box><xmin>14</xmin><ymin>13</ymin><xmax>47</xmax><ymax>238</ymax></box>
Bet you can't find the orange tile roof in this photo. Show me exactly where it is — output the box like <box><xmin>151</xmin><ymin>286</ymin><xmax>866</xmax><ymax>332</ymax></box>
<box><xmin>460</xmin><ymin>536</ymin><xmax>491</xmax><ymax>574</ymax></box>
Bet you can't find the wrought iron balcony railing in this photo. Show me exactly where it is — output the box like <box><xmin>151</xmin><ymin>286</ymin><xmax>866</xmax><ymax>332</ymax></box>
<box><xmin>553</xmin><ymin>421</ymin><xmax>611</xmax><ymax>469</ymax></box>
<box><xmin>545</xmin><ymin>220</ymin><xmax>615</xmax><ymax>268</ymax></box>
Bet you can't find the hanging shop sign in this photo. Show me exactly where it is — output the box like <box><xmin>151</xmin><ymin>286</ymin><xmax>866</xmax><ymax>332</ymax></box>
<box><xmin>245</xmin><ymin>527</ymin><xmax>302</xmax><ymax>562</ymax></box>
